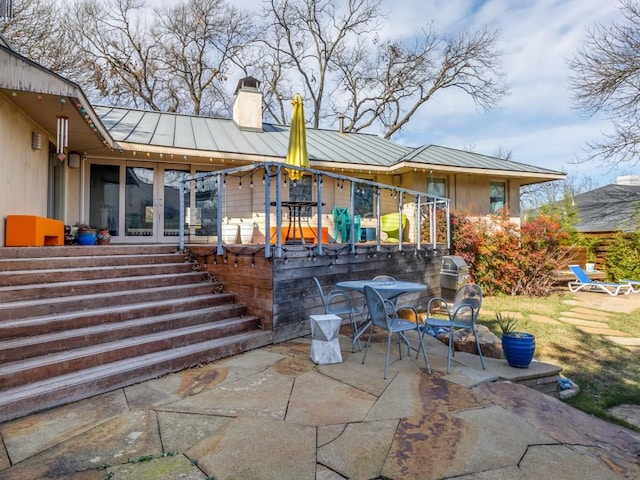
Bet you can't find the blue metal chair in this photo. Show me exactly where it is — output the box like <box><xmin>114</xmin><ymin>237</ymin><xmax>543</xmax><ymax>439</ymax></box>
<box><xmin>362</xmin><ymin>285</ymin><xmax>431</xmax><ymax>379</ymax></box>
<box><xmin>417</xmin><ymin>283</ymin><xmax>486</xmax><ymax>374</ymax></box>
<box><xmin>314</xmin><ymin>277</ymin><xmax>362</xmax><ymax>352</ymax></box>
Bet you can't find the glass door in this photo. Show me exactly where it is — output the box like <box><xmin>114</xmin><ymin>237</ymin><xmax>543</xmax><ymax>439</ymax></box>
<box><xmin>161</xmin><ymin>167</ymin><xmax>190</xmax><ymax>240</ymax></box>
<box><xmin>89</xmin><ymin>161</ymin><xmax>192</xmax><ymax>243</ymax></box>
<box><xmin>125</xmin><ymin>166</ymin><xmax>156</xmax><ymax>240</ymax></box>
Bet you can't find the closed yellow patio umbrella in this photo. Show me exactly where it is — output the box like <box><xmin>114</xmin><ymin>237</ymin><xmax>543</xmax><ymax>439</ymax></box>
<box><xmin>285</xmin><ymin>93</ymin><xmax>310</xmax><ymax>181</ymax></box>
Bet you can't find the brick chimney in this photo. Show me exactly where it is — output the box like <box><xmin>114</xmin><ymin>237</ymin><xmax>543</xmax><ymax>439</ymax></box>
<box><xmin>232</xmin><ymin>76</ymin><xmax>263</xmax><ymax>131</ymax></box>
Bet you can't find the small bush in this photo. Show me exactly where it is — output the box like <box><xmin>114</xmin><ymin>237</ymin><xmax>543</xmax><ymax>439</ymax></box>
<box><xmin>450</xmin><ymin>209</ymin><xmax>568</xmax><ymax>296</ymax></box>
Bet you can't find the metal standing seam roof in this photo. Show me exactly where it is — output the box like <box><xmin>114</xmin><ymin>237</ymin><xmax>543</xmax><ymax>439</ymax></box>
<box><xmin>94</xmin><ymin>106</ymin><xmax>565</xmax><ymax>177</ymax></box>
<box><xmin>401</xmin><ymin>145</ymin><xmax>564</xmax><ymax>176</ymax></box>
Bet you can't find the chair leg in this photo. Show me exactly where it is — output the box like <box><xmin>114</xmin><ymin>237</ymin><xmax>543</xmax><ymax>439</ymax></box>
<box><xmin>472</xmin><ymin>326</ymin><xmax>486</xmax><ymax>370</ymax></box>
<box><xmin>350</xmin><ymin>311</ymin><xmax>361</xmax><ymax>352</ymax></box>
<box><xmin>361</xmin><ymin>325</ymin><xmax>375</xmax><ymax>365</ymax></box>
<box><xmin>416</xmin><ymin>331</ymin><xmax>432</xmax><ymax>375</ymax></box>
<box><xmin>384</xmin><ymin>332</ymin><xmax>392</xmax><ymax>379</ymax></box>
<box><xmin>446</xmin><ymin>328</ymin><xmax>454</xmax><ymax>374</ymax></box>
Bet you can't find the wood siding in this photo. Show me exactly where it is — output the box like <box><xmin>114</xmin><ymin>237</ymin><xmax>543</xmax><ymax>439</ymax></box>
<box><xmin>188</xmin><ymin>244</ymin><xmax>446</xmax><ymax>343</ymax></box>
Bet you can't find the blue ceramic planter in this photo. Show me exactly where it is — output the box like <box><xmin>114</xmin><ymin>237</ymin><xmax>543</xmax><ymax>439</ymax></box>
<box><xmin>77</xmin><ymin>230</ymin><xmax>97</xmax><ymax>246</ymax></box>
<box><xmin>502</xmin><ymin>332</ymin><xmax>535</xmax><ymax>368</ymax></box>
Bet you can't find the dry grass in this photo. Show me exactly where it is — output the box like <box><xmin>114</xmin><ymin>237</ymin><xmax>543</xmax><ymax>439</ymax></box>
<box><xmin>479</xmin><ymin>291</ymin><xmax>640</xmax><ymax>431</ymax></box>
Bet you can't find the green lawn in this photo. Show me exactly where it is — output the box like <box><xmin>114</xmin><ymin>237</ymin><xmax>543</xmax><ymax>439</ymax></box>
<box><xmin>479</xmin><ymin>292</ymin><xmax>640</xmax><ymax>431</ymax></box>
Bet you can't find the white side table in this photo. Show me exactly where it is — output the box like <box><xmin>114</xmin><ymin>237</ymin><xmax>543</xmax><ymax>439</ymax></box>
<box><xmin>309</xmin><ymin>314</ymin><xmax>343</xmax><ymax>364</ymax></box>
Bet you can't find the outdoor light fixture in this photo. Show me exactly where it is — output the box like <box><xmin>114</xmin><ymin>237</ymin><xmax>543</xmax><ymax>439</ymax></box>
<box><xmin>31</xmin><ymin>131</ymin><xmax>42</xmax><ymax>150</ymax></box>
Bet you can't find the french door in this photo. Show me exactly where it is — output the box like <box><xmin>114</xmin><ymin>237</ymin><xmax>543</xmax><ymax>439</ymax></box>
<box><xmin>88</xmin><ymin>161</ymin><xmax>191</xmax><ymax>243</ymax></box>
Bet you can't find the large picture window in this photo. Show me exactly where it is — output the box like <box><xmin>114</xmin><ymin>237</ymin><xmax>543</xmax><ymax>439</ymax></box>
<box><xmin>490</xmin><ymin>181</ymin><xmax>506</xmax><ymax>214</ymax></box>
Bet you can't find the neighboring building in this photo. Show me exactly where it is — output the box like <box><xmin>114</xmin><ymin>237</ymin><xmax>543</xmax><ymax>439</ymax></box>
<box><xmin>0</xmin><ymin>42</ymin><xmax>566</xmax><ymax>247</ymax></box>
<box><xmin>573</xmin><ymin>181</ymin><xmax>640</xmax><ymax>234</ymax></box>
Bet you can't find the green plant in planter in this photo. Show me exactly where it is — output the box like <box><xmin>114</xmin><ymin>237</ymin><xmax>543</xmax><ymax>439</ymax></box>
<box><xmin>496</xmin><ymin>312</ymin><xmax>536</xmax><ymax>368</ymax></box>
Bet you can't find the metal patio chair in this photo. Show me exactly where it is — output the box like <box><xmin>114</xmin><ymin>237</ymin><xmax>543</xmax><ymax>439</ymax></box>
<box><xmin>417</xmin><ymin>283</ymin><xmax>486</xmax><ymax>374</ymax></box>
<box><xmin>362</xmin><ymin>285</ymin><xmax>431</xmax><ymax>379</ymax></box>
<box><xmin>313</xmin><ymin>277</ymin><xmax>362</xmax><ymax>352</ymax></box>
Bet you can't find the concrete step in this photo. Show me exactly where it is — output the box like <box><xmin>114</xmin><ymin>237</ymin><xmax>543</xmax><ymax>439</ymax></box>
<box><xmin>0</xmin><ymin>329</ymin><xmax>274</xmax><ymax>423</ymax></box>
<box><xmin>0</xmin><ymin>245</ymin><xmax>178</xmax><ymax>259</ymax></box>
<box><xmin>0</xmin><ymin>282</ymin><xmax>220</xmax><ymax>320</ymax></box>
<box><xmin>0</xmin><ymin>293</ymin><xmax>236</xmax><ymax>339</ymax></box>
<box><xmin>0</xmin><ymin>262</ymin><xmax>195</xmax><ymax>286</ymax></box>
<box><xmin>0</xmin><ymin>304</ymin><xmax>248</xmax><ymax>362</ymax></box>
<box><xmin>0</xmin><ymin>317</ymin><xmax>262</xmax><ymax>389</ymax></box>
<box><xmin>0</xmin><ymin>253</ymin><xmax>187</xmax><ymax>271</ymax></box>
<box><xmin>0</xmin><ymin>271</ymin><xmax>210</xmax><ymax>302</ymax></box>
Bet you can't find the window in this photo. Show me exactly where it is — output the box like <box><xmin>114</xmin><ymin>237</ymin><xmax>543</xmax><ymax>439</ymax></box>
<box><xmin>490</xmin><ymin>181</ymin><xmax>506</xmax><ymax>214</ymax></box>
<box><xmin>354</xmin><ymin>182</ymin><xmax>374</xmax><ymax>217</ymax></box>
<box><xmin>427</xmin><ymin>178</ymin><xmax>446</xmax><ymax>197</ymax></box>
<box><xmin>289</xmin><ymin>175</ymin><xmax>313</xmax><ymax>216</ymax></box>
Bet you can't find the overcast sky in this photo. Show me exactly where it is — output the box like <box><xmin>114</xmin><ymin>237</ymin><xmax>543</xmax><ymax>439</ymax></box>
<box><xmin>379</xmin><ymin>0</ymin><xmax>626</xmax><ymax>185</ymax></box>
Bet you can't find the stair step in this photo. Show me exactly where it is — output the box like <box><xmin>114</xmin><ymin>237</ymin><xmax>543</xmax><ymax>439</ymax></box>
<box><xmin>0</xmin><ymin>317</ymin><xmax>262</xmax><ymax>388</ymax></box>
<box><xmin>0</xmin><ymin>245</ymin><xmax>178</xmax><ymax>259</ymax></box>
<box><xmin>0</xmin><ymin>329</ymin><xmax>273</xmax><ymax>423</ymax></box>
<box><xmin>0</xmin><ymin>304</ymin><xmax>249</xmax><ymax>362</ymax></box>
<box><xmin>0</xmin><ymin>282</ymin><xmax>221</xmax><ymax>319</ymax></box>
<box><xmin>0</xmin><ymin>293</ymin><xmax>236</xmax><ymax>339</ymax></box>
<box><xmin>0</xmin><ymin>253</ymin><xmax>187</xmax><ymax>271</ymax></box>
<box><xmin>0</xmin><ymin>262</ymin><xmax>195</xmax><ymax>286</ymax></box>
<box><xmin>0</xmin><ymin>271</ymin><xmax>210</xmax><ymax>302</ymax></box>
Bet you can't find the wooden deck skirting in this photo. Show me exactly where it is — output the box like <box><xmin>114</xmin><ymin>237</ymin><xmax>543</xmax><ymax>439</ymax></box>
<box><xmin>188</xmin><ymin>244</ymin><xmax>446</xmax><ymax>343</ymax></box>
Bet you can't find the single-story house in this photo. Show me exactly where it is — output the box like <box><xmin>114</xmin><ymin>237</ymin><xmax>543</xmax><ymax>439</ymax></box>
<box><xmin>0</xmin><ymin>39</ymin><xmax>566</xmax><ymax>247</ymax></box>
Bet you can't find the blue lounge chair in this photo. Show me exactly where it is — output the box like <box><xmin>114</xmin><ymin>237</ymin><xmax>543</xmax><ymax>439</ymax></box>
<box><xmin>567</xmin><ymin>265</ymin><xmax>632</xmax><ymax>296</ymax></box>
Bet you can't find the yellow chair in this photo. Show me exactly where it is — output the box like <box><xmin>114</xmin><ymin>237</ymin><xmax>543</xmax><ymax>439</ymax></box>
<box><xmin>380</xmin><ymin>213</ymin><xmax>407</xmax><ymax>242</ymax></box>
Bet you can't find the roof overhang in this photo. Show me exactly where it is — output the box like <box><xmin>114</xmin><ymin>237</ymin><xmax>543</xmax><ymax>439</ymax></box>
<box><xmin>0</xmin><ymin>45</ymin><xmax>115</xmax><ymax>155</ymax></box>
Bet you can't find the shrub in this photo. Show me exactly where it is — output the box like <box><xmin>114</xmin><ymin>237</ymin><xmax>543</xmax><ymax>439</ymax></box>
<box><xmin>450</xmin><ymin>209</ymin><xmax>568</xmax><ymax>296</ymax></box>
<box><xmin>604</xmin><ymin>231</ymin><xmax>640</xmax><ymax>281</ymax></box>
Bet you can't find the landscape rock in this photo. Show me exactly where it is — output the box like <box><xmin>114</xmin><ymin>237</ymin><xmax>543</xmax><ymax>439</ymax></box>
<box><xmin>438</xmin><ymin>325</ymin><xmax>504</xmax><ymax>359</ymax></box>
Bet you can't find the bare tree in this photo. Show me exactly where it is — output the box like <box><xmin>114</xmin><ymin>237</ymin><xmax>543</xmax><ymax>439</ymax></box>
<box><xmin>68</xmin><ymin>0</ymin><xmax>166</xmax><ymax>110</ymax></box>
<box><xmin>520</xmin><ymin>173</ymin><xmax>599</xmax><ymax>214</ymax></box>
<box><xmin>569</xmin><ymin>0</ymin><xmax>640</xmax><ymax>167</ymax></box>
<box><xmin>257</xmin><ymin>0</ymin><xmax>382</xmax><ymax>128</ymax></box>
<box><xmin>66</xmin><ymin>0</ymin><xmax>254</xmax><ymax>115</ymax></box>
<box><xmin>258</xmin><ymin>0</ymin><xmax>507</xmax><ymax>136</ymax></box>
<box><xmin>338</xmin><ymin>25</ymin><xmax>507</xmax><ymax>139</ymax></box>
<box><xmin>153</xmin><ymin>0</ymin><xmax>256</xmax><ymax>115</ymax></box>
<box><xmin>1</xmin><ymin>0</ymin><xmax>87</xmax><ymax>84</ymax></box>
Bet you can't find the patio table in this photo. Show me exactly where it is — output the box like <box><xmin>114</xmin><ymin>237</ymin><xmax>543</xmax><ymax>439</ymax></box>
<box><xmin>336</xmin><ymin>280</ymin><xmax>427</xmax><ymax>348</ymax></box>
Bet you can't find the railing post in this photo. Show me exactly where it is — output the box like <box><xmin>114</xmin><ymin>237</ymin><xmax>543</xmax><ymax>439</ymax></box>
<box><xmin>398</xmin><ymin>191</ymin><xmax>404</xmax><ymax>251</ymax></box>
<box><xmin>216</xmin><ymin>174</ymin><xmax>224</xmax><ymax>255</ymax></box>
<box><xmin>179</xmin><ymin>181</ymin><xmax>185</xmax><ymax>251</ymax></box>
<box><xmin>274</xmin><ymin>166</ymin><xmax>283</xmax><ymax>257</ymax></box>
<box><xmin>349</xmin><ymin>181</ymin><xmax>356</xmax><ymax>254</ymax></box>
<box><xmin>376</xmin><ymin>187</ymin><xmax>381</xmax><ymax>252</ymax></box>
<box><xmin>416</xmin><ymin>195</ymin><xmax>422</xmax><ymax>252</ymax></box>
<box><xmin>264</xmin><ymin>165</ymin><xmax>272</xmax><ymax>258</ymax></box>
<box><xmin>316</xmin><ymin>173</ymin><xmax>323</xmax><ymax>256</ymax></box>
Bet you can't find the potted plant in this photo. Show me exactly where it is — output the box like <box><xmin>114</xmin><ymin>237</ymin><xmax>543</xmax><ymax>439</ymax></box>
<box><xmin>97</xmin><ymin>227</ymin><xmax>111</xmax><ymax>245</ymax></box>
<box><xmin>76</xmin><ymin>224</ymin><xmax>97</xmax><ymax>246</ymax></box>
<box><xmin>496</xmin><ymin>312</ymin><xmax>535</xmax><ymax>368</ymax></box>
